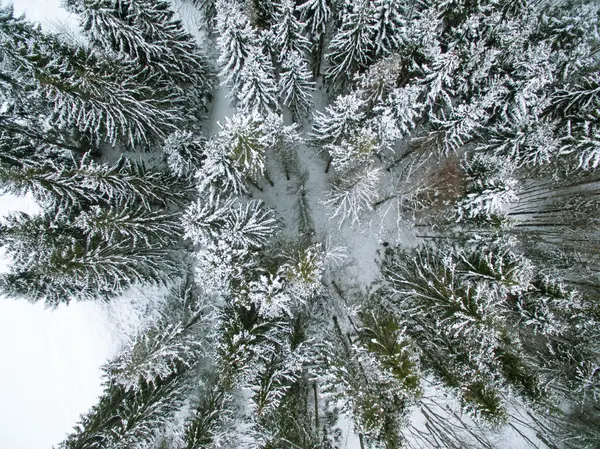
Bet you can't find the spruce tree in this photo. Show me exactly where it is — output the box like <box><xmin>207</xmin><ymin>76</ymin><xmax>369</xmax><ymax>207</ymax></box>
<box><xmin>0</xmin><ymin>6</ymin><xmax>182</xmax><ymax>146</ymax></box>
<box><xmin>0</xmin><ymin>153</ymin><xmax>191</xmax><ymax>211</ymax></box>
<box><xmin>272</xmin><ymin>0</ymin><xmax>311</xmax><ymax>61</ymax></box>
<box><xmin>216</xmin><ymin>0</ymin><xmax>256</xmax><ymax>97</ymax></box>
<box><xmin>237</xmin><ymin>49</ymin><xmax>280</xmax><ymax>116</ymax></box>
<box><xmin>0</xmin><ymin>209</ymin><xmax>180</xmax><ymax>306</ymax></box>
<box><xmin>298</xmin><ymin>0</ymin><xmax>333</xmax><ymax>75</ymax></box>
<box><xmin>279</xmin><ymin>51</ymin><xmax>315</xmax><ymax>120</ymax></box>
<box><xmin>262</xmin><ymin>113</ymin><xmax>302</xmax><ymax>180</ymax></box>
<box><xmin>369</xmin><ymin>0</ymin><xmax>407</xmax><ymax>58</ymax></box>
<box><xmin>105</xmin><ymin>279</ymin><xmax>211</xmax><ymax>391</ymax></box>
<box><xmin>66</xmin><ymin>0</ymin><xmax>213</xmax><ymax>91</ymax></box>
<box><xmin>59</xmin><ymin>372</ymin><xmax>189</xmax><ymax>449</ymax></box>
<box><xmin>380</xmin><ymin>239</ymin><xmax>600</xmax><ymax>423</ymax></box>
<box><xmin>324</xmin><ymin>0</ymin><xmax>375</xmax><ymax>92</ymax></box>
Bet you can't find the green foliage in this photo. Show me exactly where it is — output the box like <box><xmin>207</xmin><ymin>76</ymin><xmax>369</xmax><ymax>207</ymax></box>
<box><xmin>183</xmin><ymin>383</ymin><xmax>231</xmax><ymax>449</ymax></box>
<box><xmin>381</xmin><ymin>239</ymin><xmax>599</xmax><ymax>425</ymax></box>
<box><xmin>105</xmin><ymin>280</ymin><xmax>211</xmax><ymax>390</ymax></box>
<box><xmin>60</xmin><ymin>372</ymin><xmax>188</xmax><ymax>449</ymax></box>
<box><xmin>317</xmin><ymin>313</ymin><xmax>418</xmax><ymax>446</ymax></box>
<box><xmin>0</xmin><ymin>153</ymin><xmax>192</xmax><ymax>210</ymax></box>
<box><xmin>0</xmin><ymin>5</ymin><xmax>184</xmax><ymax>145</ymax></box>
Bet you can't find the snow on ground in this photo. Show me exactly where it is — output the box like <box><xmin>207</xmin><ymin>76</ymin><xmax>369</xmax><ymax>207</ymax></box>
<box><xmin>0</xmin><ymin>288</ymin><xmax>168</xmax><ymax>449</ymax></box>
<box><xmin>3</xmin><ymin>0</ymin><xmax>80</xmax><ymax>34</ymax></box>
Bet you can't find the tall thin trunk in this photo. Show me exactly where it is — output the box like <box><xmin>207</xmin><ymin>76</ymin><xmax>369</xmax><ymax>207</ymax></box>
<box><xmin>313</xmin><ymin>382</ymin><xmax>319</xmax><ymax>438</ymax></box>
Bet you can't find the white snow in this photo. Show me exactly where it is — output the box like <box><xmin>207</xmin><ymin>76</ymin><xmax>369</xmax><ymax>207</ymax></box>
<box><xmin>0</xmin><ymin>299</ymin><xmax>114</xmax><ymax>448</ymax></box>
<box><xmin>2</xmin><ymin>0</ymin><xmax>80</xmax><ymax>34</ymax></box>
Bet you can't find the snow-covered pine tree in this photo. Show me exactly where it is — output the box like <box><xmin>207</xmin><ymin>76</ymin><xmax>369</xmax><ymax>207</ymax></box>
<box><xmin>66</xmin><ymin>0</ymin><xmax>213</xmax><ymax>92</ymax></box>
<box><xmin>247</xmin><ymin>0</ymin><xmax>277</xmax><ymax>29</ymax></box>
<box><xmin>0</xmin><ymin>86</ymin><xmax>92</xmax><ymax>157</ymax></box>
<box><xmin>455</xmin><ymin>153</ymin><xmax>518</xmax><ymax>224</ymax></box>
<box><xmin>298</xmin><ymin>0</ymin><xmax>332</xmax><ymax>39</ymax></box>
<box><xmin>0</xmin><ymin>131</ymin><xmax>71</xmax><ymax>171</ymax></box>
<box><xmin>237</xmin><ymin>49</ymin><xmax>280</xmax><ymax>116</ymax></box>
<box><xmin>324</xmin><ymin>0</ymin><xmax>375</xmax><ymax>92</ymax></box>
<box><xmin>196</xmin><ymin>138</ymin><xmax>248</xmax><ymax>195</ymax></box>
<box><xmin>162</xmin><ymin>131</ymin><xmax>207</xmax><ymax>178</ymax></box>
<box><xmin>215</xmin><ymin>300</ymin><xmax>289</xmax><ymax>390</ymax></box>
<box><xmin>217</xmin><ymin>113</ymin><xmax>268</xmax><ymax>182</ymax></box>
<box><xmin>182</xmin><ymin>376</ymin><xmax>234</xmax><ymax>448</ymax></box>
<box><xmin>552</xmin><ymin>71</ymin><xmax>600</xmax><ymax>171</ymax></box>
<box><xmin>183</xmin><ymin>185</ymin><xmax>278</xmax><ymax>251</ymax></box>
<box><xmin>261</xmin><ymin>113</ymin><xmax>302</xmax><ymax>180</ymax></box>
<box><xmin>369</xmin><ymin>0</ymin><xmax>407</xmax><ymax>58</ymax></box>
<box><xmin>272</xmin><ymin>0</ymin><xmax>311</xmax><ymax>61</ymax></box>
<box><xmin>310</xmin><ymin>92</ymin><xmax>367</xmax><ymax>150</ymax></box>
<box><xmin>216</xmin><ymin>0</ymin><xmax>256</xmax><ymax>97</ymax></box>
<box><xmin>59</xmin><ymin>368</ymin><xmax>189</xmax><ymax>449</ymax></box>
<box><xmin>322</xmin><ymin>166</ymin><xmax>381</xmax><ymax>227</ymax></box>
<box><xmin>193</xmin><ymin>0</ymin><xmax>217</xmax><ymax>26</ymax></box>
<box><xmin>0</xmin><ymin>154</ymin><xmax>191</xmax><ymax>211</ymax></box>
<box><xmin>327</xmin><ymin>125</ymin><xmax>378</xmax><ymax>176</ymax></box>
<box><xmin>278</xmin><ymin>243</ymin><xmax>325</xmax><ymax>301</ymax></box>
<box><xmin>257</xmin><ymin>377</ymin><xmax>337</xmax><ymax>448</ymax></box>
<box><xmin>279</xmin><ymin>51</ymin><xmax>315</xmax><ymax>120</ymax></box>
<box><xmin>74</xmin><ymin>206</ymin><xmax>182</xmax><ymax>248</ymax></box>
<box><xmin>381</xmin><ymin>84</ymin><xmax>425</xmax><ymax>135</ymax></box>
<box><xmin>105</xmin><ymin>279</ymin><xmax>212</xmax><ymax>392</ymax></box>
<box><xmin>0</xmin><ymin>6</ymin><xmax>182</xmax><ymax>146</ymax></box>
<box><xmin>317</xmin><ymin>312</ymin><xmax>417</xmax><ymax>447</ymax></box>
<box><xmin>380</xmin><ymin>240</ymin><xmax>571</xmax><ymax>422</ymax></box>
<box><xmin>298</xmin><ymin>0</ymin><xmax>333</xmax><ymax>75</ymax></box>
<box><xmin>0</xmin><ymin>210</ymin><xmax>180</xmax><ymax>305</ymax></box>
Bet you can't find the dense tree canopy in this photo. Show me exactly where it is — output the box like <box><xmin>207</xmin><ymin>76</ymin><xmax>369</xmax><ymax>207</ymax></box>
<box><xmin>1</xmin><ymin>0</ymin><xmax>599</xmax><ymax>448</ymax></box>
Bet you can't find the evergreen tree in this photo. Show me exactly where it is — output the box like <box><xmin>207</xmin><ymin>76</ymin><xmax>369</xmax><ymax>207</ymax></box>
<box><xmin>74</xmin><ymin>206</ymin><xmax>182</xmax><ymax>248</ymax></box>
<box><xmin>162</xmin><ymin>131</ymin><xmax>207</xmax><ymax>178</ymax></box>
<box><xmin>182</xmin><ymin>378</ymin><xmax>234</xmax><ymax>449</ymax></box>
<box><xmin>261</xmin><ymin>113</ymin><xmax>302</xmax><ymax>180</ymax></box>
<box><xmin>272</xmin><ymin>0</ymin><xmax>311</xmax><ymax>61</ymax></box>
<box><xmin>324</xmin><ymin>0</ymin><xmax>375</xmax><ymax>91</ymax></box>
<box><xmin>193</xmin><ymin>0</ymin><xmax>218</xmax><ymax>26</ymax></box>
<box><xmin>311</xmin><ymin>93</ymin><xmax>367</xmax><ymax>149</ymax></box>
<box><xmin>66</xmin><ymin>0</ymin><xmax>213</xmax><ymax>92</ymax></box>
<box><xmin>322</xmin><ymin>166</ymin><xmax>380</xmax><ymax>227</ymax></box>
<box><xmin>278</xmin><ymin>51</ymin><xmax>315</xmax><ymax>120</ymax></box>
<box><xmin>183</xmin><ymin>185</ymin><xmax>278</xmax><ymax>251</ymax></box>
<box><xmin>317</xmin><ymin>312</ymin><xmax>418</xmax><ymax>447</ymax></box>
<box><xmin>237</xmin><ymin>49</ymin><xmax>280</xmax><ymax>116</ymax></box>
<box><xmin>59</xmin><ymin>370</ymin><xmax>189</xmax><ymax>449</ymax></box>
<box><xmin>216</xmin><ymin>0</ymin><xmax>255</xmax><ymax>96</ymax></box>
<box><xmin>298</xmin><ymin>0</ymin><xmax>333</xmax><ymax>76</ymax></box>
<box><xmin>455</xmin><ymin>153</ymin><xmax>519</xmax><ymax>224</ymax></box>
<box><xmin>0</xmin><ymin>6</ymin><xmax>182</xmax><ymax>145</ymax></box>
<box><xmin>327</xmin><ymin>125</ymin><xmax>377</xmax><ymax>176</ymax></box>
<box><xmin>0</xmin><ymin>154</ymin><xmax>191</xmax><ymax>211</ymax></box>
<box><xmin>298</xmin><ymin>0</ymin><xmax>332</xmax><ymax>39</ymax></box>
<box><xmin>217</xmin><ymin>113</ymin><xmax>269</xmax><ymax>181</ymax></box>
<box><xmin>0</xmin><ymin>210</ymin><xmax>179</xmax><ymax>305</ymax></box>
<box><xmin>369</xmin><ymin>0</ymin><xmax>407</xmax><ymax>58</ymax></box>
<box><xmin>105</xmin><ymin>279</ymin><xmax>211</xmax><ymax>391</ymax></box>
<box><xmin>197</xmin><ymin>138</ymin><xmax>248</xmax><ymax>195</ymax></box>
<box><xmin>380</xmin><ymin>239</ymin><xmax>600</xmax><ymax>423</ymax></box>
